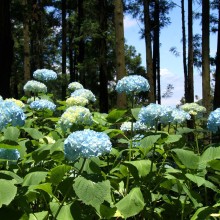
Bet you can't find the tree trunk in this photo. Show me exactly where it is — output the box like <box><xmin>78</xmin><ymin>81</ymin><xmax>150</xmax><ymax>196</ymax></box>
<box><xmin>153</xmin><ymin>0</ymin><xmax>160</xmax><ymax>104</ymax></box>
<box><xmin>0</xmin><ymin>0</ymin><xmax>13</xmax><ymax>98</ymax></box>
<box><xmin>98</xmin><ymin>0</ymin><xmax>109</xmax><ymax>113</ymax></box>
<box><xmin>22</xmin><ymin>0</ymin><xmax>31</xmax><ymax>82</ymax></box>
<box><xmin>202</xmin><ymin>0</ymin><xmax>211</xmax><ymax>113</ymax></box>
<box><xmin>144</xmin><ymin>0</ymin><xmax>155</xmax><ymax>103</ymax></box>
<box><xmin>187</xmin><ymin>0</ymin><xmax>194</xmax><ymax>103</ymax></box>
<box><xmin>213</xmin><ymin>1</ymin><xmax>220</xmax><ymax>110</ymax></box>
<box><xmin>77</xmin><ymin>0</ymin><xmax>85</xmax><ymax>86</ymax></box>
<box><xmin>181</xmin><ymin>0</ymin><xmax>188</xmax><ymax>101</ymax></box>
<box><xmin>114</xmin><ymin>0</ymin><xmax>127</xmax><ymax>109</ymax></box>
<box><xmin>62</xmin><ymin>0</ymin><xmax>67</xmax><ymax>100</ymax></box>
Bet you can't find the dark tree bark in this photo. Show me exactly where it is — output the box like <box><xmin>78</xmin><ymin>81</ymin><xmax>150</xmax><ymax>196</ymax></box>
<box><xmin>187</xmin><ymin>0</ymin><xmax>194</xmax><ymax>103</ymax></box>
<box><xmin>153</xmin><ymin>0</ymin><xmax>160</xmax><ymax>104</ymax></box>
<box><xmin>202</xmin><ymin>0</ymin><xmax>211</xmax><ymax>114</ymax></box>
<box><xmin>114</xmin><ymin>0</ymin><xmax>127</xmax><ymax>109</ymax></box>
<box><xmin>213</xmin><ymin>1</ymin><xmax>220</xmax><ymax>110</ymax></box>
<box><xmin>181</xmin><ymin>0</ymin><xmax>188</xmax><ymax>101</ymax></box>
<box><xmin>144</xmin><ymin>0</ymin><xmax>156</xmax><ymax>103</ymax></box>
<box><xmin>98</xmin><ymin>0</ymin><xmax>109</xmax><ymax>113</ymax></box>
<box><xmin>62</xmin><ymin>0</ymin><xmax>67</xmax><ymax>100</ymax></box>
<box><xmin>0</xmin><ymin>0</ymin><xmax>13</xmax><ymax>98</ymax></box>
<box><xmin>77</xmin><ymin>0</ymin><xmax>85</xmax><ymax>86</ymax></box>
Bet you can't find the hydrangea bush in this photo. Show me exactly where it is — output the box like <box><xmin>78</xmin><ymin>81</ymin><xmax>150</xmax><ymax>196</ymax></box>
<box><xmin>0</xmin><ymin>73</ymin><xmax>220</xmax><ymax>219</ymax></box>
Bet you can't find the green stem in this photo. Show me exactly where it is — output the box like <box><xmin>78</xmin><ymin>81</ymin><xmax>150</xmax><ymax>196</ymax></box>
<box><xmin>150</xmin><ymin>121</ymin><xmax>158</xmax><ymax>173</ymax></box>
<box><xmin>181</xmin><ymin>195</ymin><xmax>188</xmax><ymax>220</ymax></box>
<box><xmin>195</xmin><ymin>132</ymin><xmax>200</xmax><ymax>155</ymax></box>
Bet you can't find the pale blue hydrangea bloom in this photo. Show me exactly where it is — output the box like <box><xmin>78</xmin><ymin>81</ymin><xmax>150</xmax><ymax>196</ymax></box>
<box><xmin>33</xmin><ymin>69</ymin><xmax>57</xmax><ymax>82</ymax></box>
<box><xmin>27</xmin><ymin>97</ymin><xmax>40</xmax><ymax>104</ymax></box>
<box><xmin>120</xmin><ymin>121</ymin><xmax>148</xmax><ymax>131</ymax></box>
<box><xmin>160</xmin><ymin>106</ymin><xmax>175</xmax><ymax>124</ymax></box>
<box><xmin>0</xmin><ymin>96</ymin><xmax>3</xmax><ymax>101</ymax></box>
<box><xmin>132</xmin><ymin>134</ymin><xmax>145</xmax><ymax>147</ymax></box>
<box><xmin>138</xmin><ymin>103</ymin><xmax>165</xmax><ymax>127</ymax></box>
<box><xmin>66</xmin><ymin>96</ymin><xmax>89</xmax><ymax>107</ymax></box>
<box><xmin>71</xmin><ymin>89</ymin><xmax>96</xmax><ymax>102</ymax></box>
<box><xmin>0</xmin><ymin>149</ymin><xmax>20</xmax><ymax>161</ymax></box>
<box><xmin>68</xmin><ymin>82</ymin><xmax>84</xmax><ymax>91</ymax></box>
<box><xmin>207</xmin><ymin>108</ymin><xmax>220</xmax><ymax>133</ymax></box>
<box><xmin>180</xmin><ymin>102</ymin><xmax>206</xmax><ymax>116</ymax></box>
<box><xmin>30</xmin><ymin>99</ymin><xmax>56</xmax><ymax>111</ymax></box>
<box><xmin>5</xmin><ymin>98</ymin><xmax>25</xmax><ymax>108</ymax></box>
<box><xmin>0</xmin><ymin>101</ymin><xmax>26</xmax><ymax>130</ymax></box>
<box><xmin>64</xmin><ymin>129</ymin><xmax>112</xmax><ymax>161</ymax></box>
<box><xmin>23</xmin><ymin>80</ymin><xmax>47</xmax><ymax>93</ymax></box>
<box><xmin>171</xmin><ymin>108</ymin><xmax>191</xmax><ymax>123</ymax></box>
<box><xmin>115</xmin><ymin>75</ymin><xmax>150</xmax><ymax>94</ymax></box>
<box><xmin>58</xmin><ymin>106</ymin><xmax>93</xmax><ymax>131</ymax></box>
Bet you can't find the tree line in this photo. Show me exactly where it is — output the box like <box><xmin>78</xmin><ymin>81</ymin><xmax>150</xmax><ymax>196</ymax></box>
<box><xmin>0</xmin><ymin>0</ymin><xmax>220</xmax><ymax>113</ymax></box>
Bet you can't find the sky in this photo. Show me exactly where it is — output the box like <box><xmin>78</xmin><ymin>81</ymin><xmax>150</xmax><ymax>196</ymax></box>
<box><xmin>123</xmin><ymin>2</ymin><xmax>217</xmax><ymax>106</ymax></box>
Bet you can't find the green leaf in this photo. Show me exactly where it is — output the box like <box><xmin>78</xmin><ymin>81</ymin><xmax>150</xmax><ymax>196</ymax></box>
<box><xmin>0</xmin><ymin>140</ymin><xmax>21</xmax><ymax>150</ymax></box>
<box><xmin>106</xmin><ymin>109</ymin><xmax>127</xmax><ymax>123</ymax></box>
<box><xmin>140</xmin><ymin>135</ymin><xmax>161</xmax><ymax>148</ymax></box>
<box><xmin>176</xmin><ymin>127</ymin><xmax>194</xmax><ymax>134</ymax></box>
<box><xmin>186</xmin><ymin>174</ymin><xmax>219</xmax><ymax>192</ymax></box>
<box><xmin>73</xmin><ymin>176</ymin><xmax>112</xmax><ymax>209</ymax></box>
<box><xmin>49</xmin><ymin>165</ymin><xmax>71</xmax><ymax>185</ymax></box>
<box><xmin>172</xmin><ymin>149</ymin><xmax>199</xmax><ymax>169</ymax></box>
<box><xmin>4</xmin><ymin>127</ymin><xmax>20</xmax><ymax>141</ymax></box>
<box><xmin>29</xmin><ymin>211</ymin><xmax>48</xmax><ymax>220</ymax></box>
<box><xmin>22</xmin><ymin>171</ymin><xmax>48</xmax><ymax>186</ymax></box>
<box><xmin>115</xmin><ymin>187</ymin><xmax>145</xmax><ymax>218</ymax></box>
<box><xmin>22</xmin><ymin>128</ymin><xmax>44</xmax><ymax>139</ymax></box>
<box><xmin>0</xmin><ymin>179</ymin><xmax>17</xmax><ymax>207</ymax></box>
<box><xmin>131</xmin><ymin>108</ymin><xmax>141</xmax><ymax>120</ymax></box>
<box><xmin>28</xmin><ymin>183</ymin><xmax>53</xmax><ymax>196</ymax></box>
<box><xmin>0</xmin><ymin>171</ymin><xmax>23</xmax><ymax>184</ymax></box>
<box><xmin>165</xmin><ymin>134</ymin><xmax>182</xmax><ymax>144</ymax></box>
<box><xmin>191</xmin><ymin>206</ymin><xmax>217</xmax><ymax>220</ymax></box>
<box><xmin>50</xmin><ymin>202</ymin><xmax>74</xmax><ymax>220</ymax></box>
<box><xmin>123</xmin><ymin>160</ymin><xmax>155</xmax><ymax>178</ymax></box>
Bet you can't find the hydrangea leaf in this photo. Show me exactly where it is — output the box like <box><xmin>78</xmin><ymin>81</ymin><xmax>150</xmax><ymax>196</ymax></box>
<box><xmin>22</xmin><ymin>171</ymin><xmax>48</xmax><ymax>186</ymax></box>
<box><xmin>73</xmin><ymin>176</ymin><xmax>112</xmax><ymax>208</ymax></box>
<box><xmin>0</xmin><ymin>179</ymin><xmax>17</xmax><ymax>207</ymax></box>
<box><xmin>29</xmin><ymin>211</ymin><xmax>48</xmax><ymax>220</ymax></box>
<box><xmin>165</xmin><ymin>134</ymin><xmax>182</xmax><ymax>144</ymax></box>
<box><xmin>49</xmin><ymin>165</ymin><xmax>71</xmax><ymax>185</ymax></box>
<box><xmin>106</xmin><ymin>109</ymin><xmax>127</xmax><ymax>123</ymax></box>
<box><xmin>131</xmin><ymin>108</ymin><xmax>141</xmax><ymax>120</ymax></box>
<box><xmin>4</xmin><ymin>127</ymin><xmax>20</xmax><ymax>142</ymax></box>
<box><xmin>123</xmin><ymin>160</ymin><xmax>156</xmax><ymax>178</ymax></box>
<box><xmin>50</xmin><ymin>202</ymin><xmax>74</xmax><ymax>220</ymax></box>
<box><xmin>22</xmin><ymin>128</ymin><xmax>44</xmax><ymax>139</ymax></box>
<box><xmin>115</xmin><ymin>187</ymin><xmax>145</xmax><ymax>218</ymax></box>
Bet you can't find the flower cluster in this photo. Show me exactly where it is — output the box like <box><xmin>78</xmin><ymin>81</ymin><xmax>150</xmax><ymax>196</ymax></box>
<box><xmin>30</xmin><ymin>99</ymin><xmax>56</xmax><ymax>111</ymax></box>
<box><xmin>64</xmin><ymin>129</ymin><xmax>112</xmax><ymax>161</ymax></box>
<box><xmin>71</xmin><ymin>89</ymin><xmax>96</xmax><ymax>102</ymax></box>
<box><xmin>33</xmin><ymin>69</ymin><xmax>57</xmax><ymax>82</ymax></box>
<box><xmin>138</xmin><ymin>104</ymin><xmax>191</xmax><ymax>126</ymax></box>
<box><xmin>0</xmin><ymin>149</ymin><xmax>20</xmax><ymax>161</ymax></box>
<box><xmin>58</xmin><ymin>106</ymin><xmax>93</xmax><ymax>131</ymax></box>
<box><xmin>5</xmin><ymin>98</ymin><xmax>25</xmax><ymax>108</ymax></box>
<box><xmin>66</xmin><ymin>96</ymin><xmax>89</xmax><ymax>107</ymax></box>
<box><xmin>0</xmin><ymin>101</ymin><xmax>26</xmax><ymax>130</ymax></box>
<box><xmin>115</xmin><ymin>75</ymin><xmax>150</xmax><ymax>95</ymax></box>
<box><xmin>68</xmin><ymin>82</ymin><xmax>84</xmax><ymax>91</ymax></box>
<box><xmin>120</xmin><ymin>121</ymin><xmax>148</xmax><ymax>131</ymax></box>
<box><xmin>207</xmin><ymin>108</ymin><xmax>220</xmax><ymax>133</ymax></box>
<box><xmin>23</xmin><ymin>80</ymin><xmax>47</xmax><ymax>93</ymax></box>
<box><xmin>180</xmin><ymin>102</ymin><xmax>206</xmax><ymax>116</ymax></box>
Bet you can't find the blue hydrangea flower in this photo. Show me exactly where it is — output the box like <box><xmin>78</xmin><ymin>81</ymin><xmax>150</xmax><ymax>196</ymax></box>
<box><xmin>120</xmin><ymin>121</ymin><xmax>148</xmax><ymax>131</ymax></box>
<box><xmin>138</xmin><ymin>103</ymin><xmax>165</xmax><ymax>127</ymax></box>
<box><xmin>71</xmin><ymin>89</ymin><xmax>96</xmax><ymax>102</ymax></box>
<box><xmin>64</xmin><ymin>129</ymin><xmax>112</xmax><ymax>161</ymax></box>
<box><xmin>23</xmin><ymin>80</ymin><xmax>47</xmax><ymax>93</ymax></box>
<box><xmin>0</xmin><ymin>149</ymin><xmax>20</xmax><ymax>161</ymax></box>
<box><xmin>58</xmin><ymin>106</ymin><xmax>93</xmax><ymax>131</ymax></box>
<box><xmin>171</xmin><ymin>108</ymin><xmax>191</xmax><ymax>123</ymax></box>
<box><xmin>30</xmin><ymin>99</ymin><xmax>56</xmax><ymax>111</ymax></box>
<box><xmin>68</xmin><ymin>82</ymin><xmax>84</xmax><ymax>91</ymax></box>
<box><xmin>33</xmin><ymin>69</ymin><xmax>57</xmax><ymax>82</ymax></box>
<box><xmin>0</xmin><ymin>101</ymin><xmax>26</xmax><ymax>130</ymax></box>
<box><xmin>160</xmin><ymin>106</ymin><xmax>175</xmax><ymax>124</ymax></box>
<box><xmin>115</xmin><ymin>75</ymin><xmax>150</xmax><ymax>94</ymax></box>
<box><xmin>207</xmin><ymin>108</ymin><xmax>220</xmax><ymax>133</ymax></box>
<box><xmin>5</xmin><ymin>98</ymin><xmax>25</xmax><ymax>108</ymax></box>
